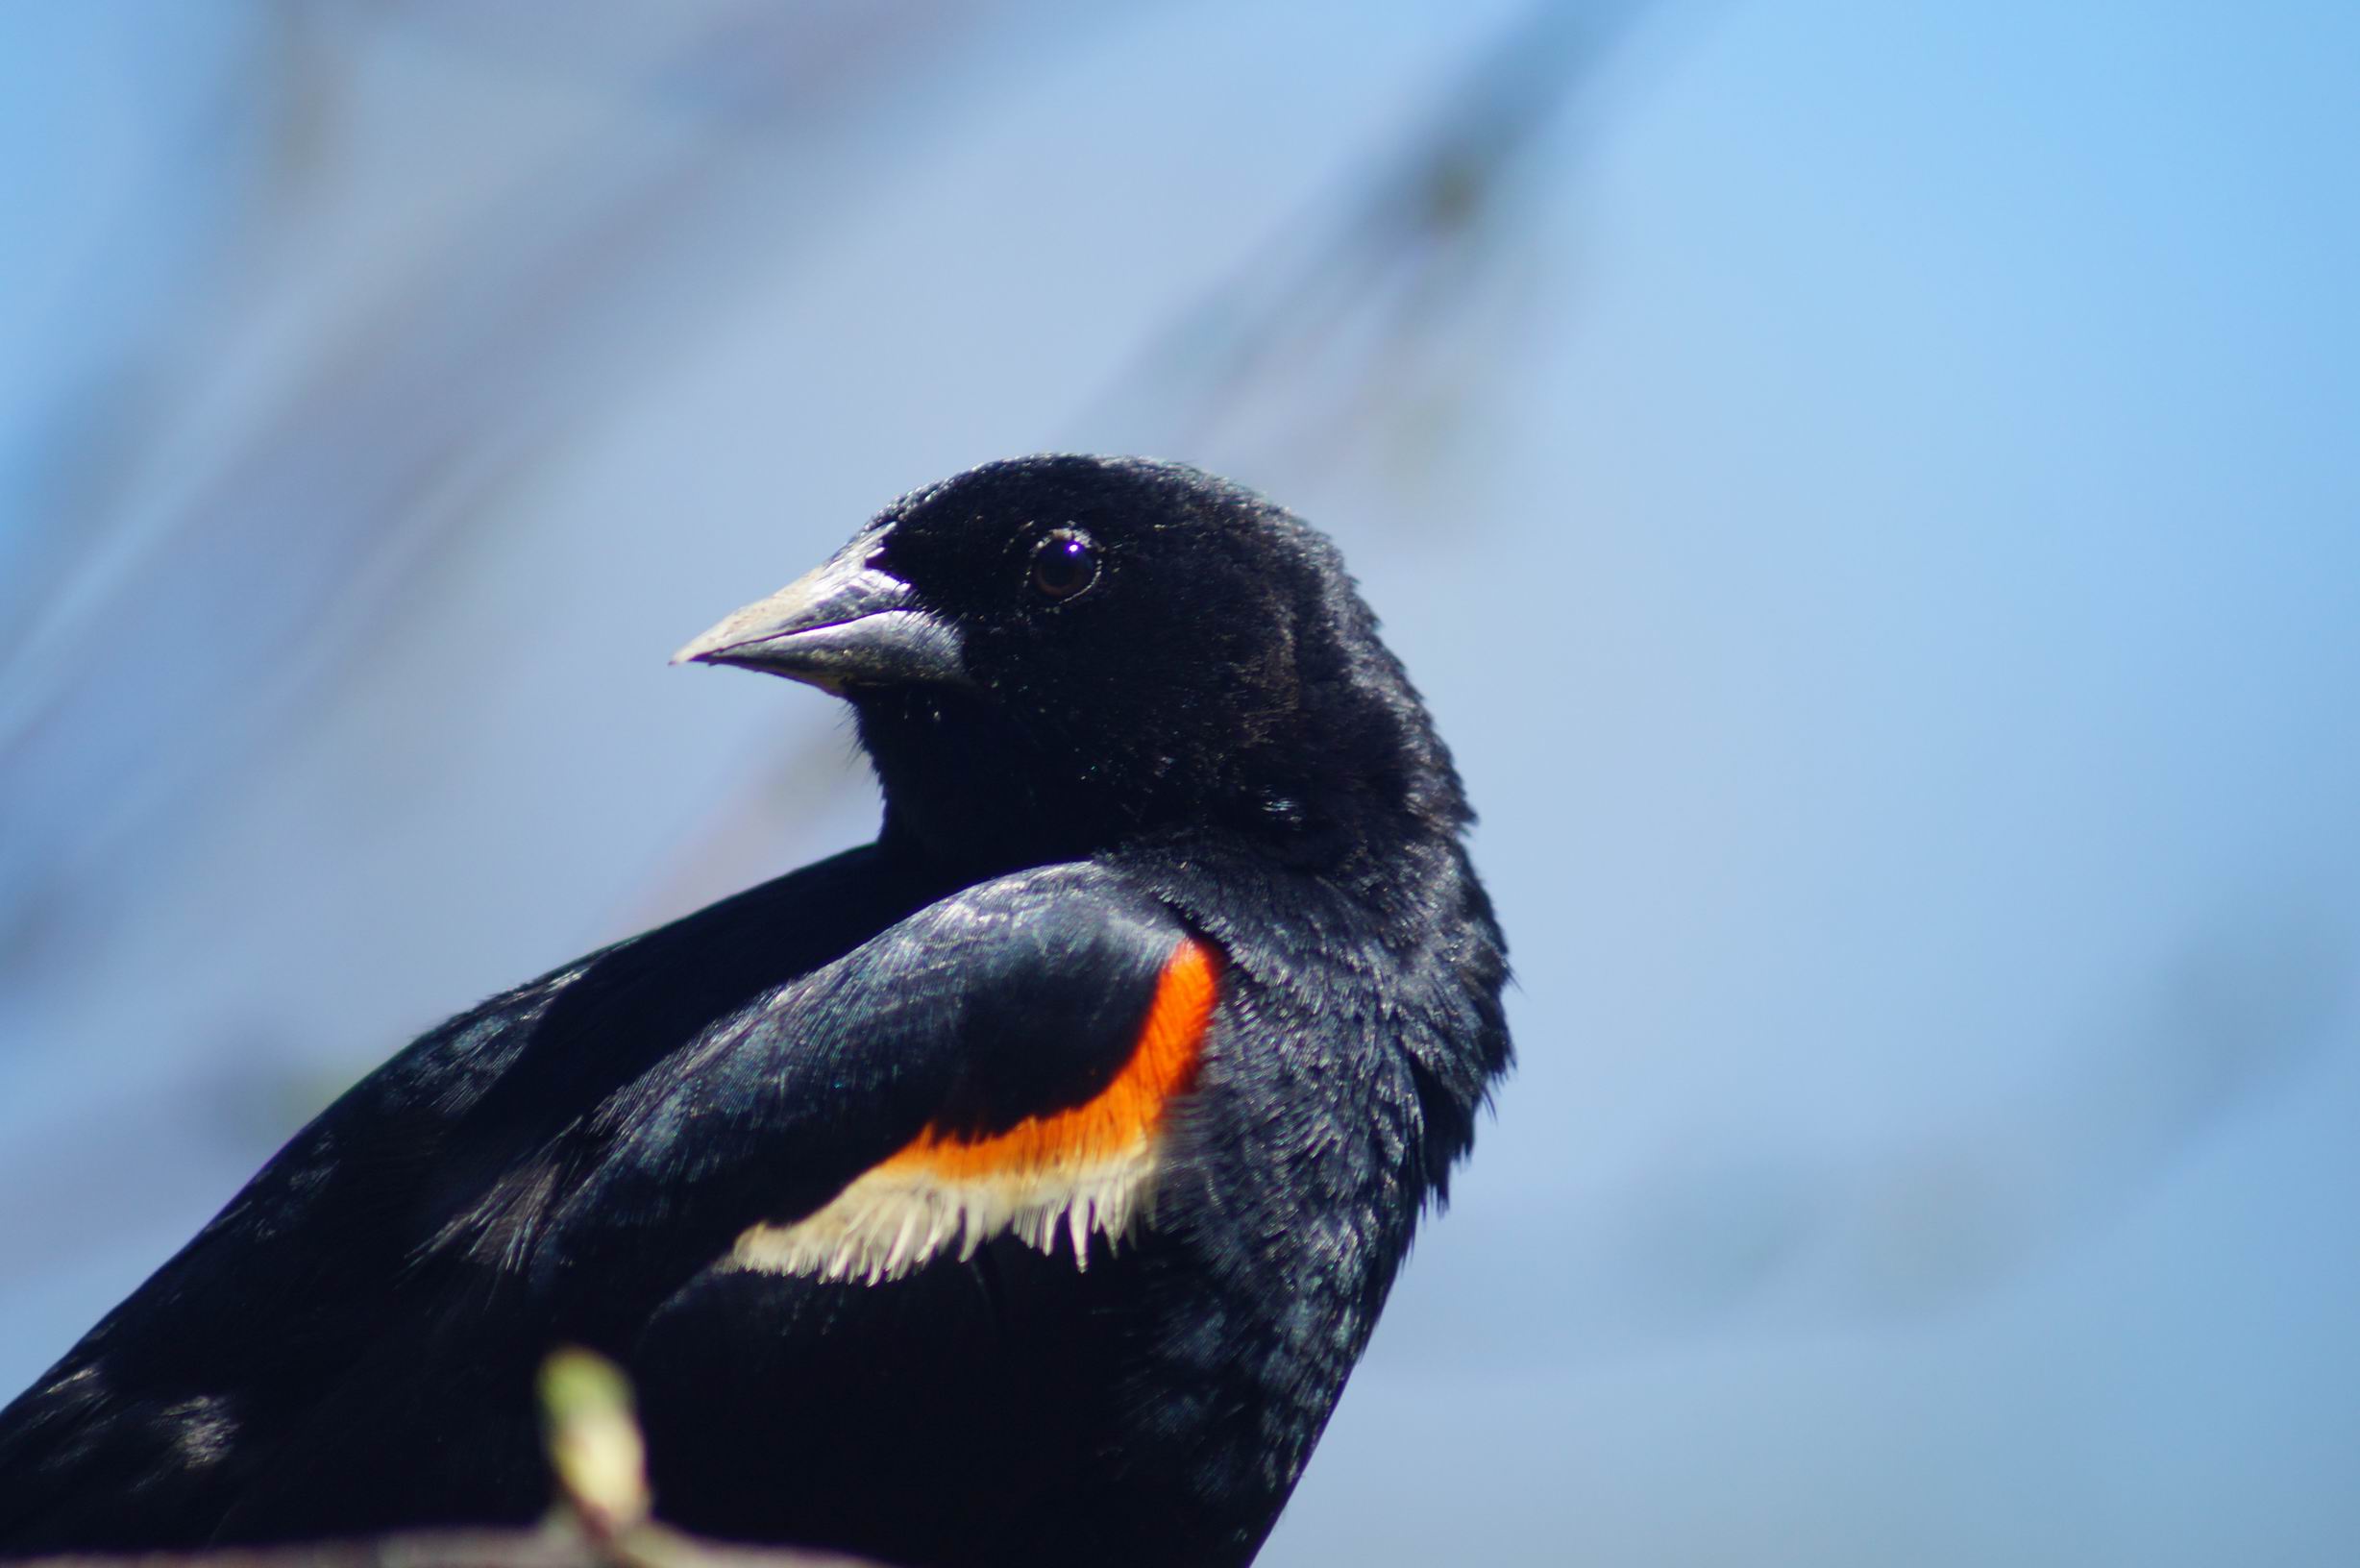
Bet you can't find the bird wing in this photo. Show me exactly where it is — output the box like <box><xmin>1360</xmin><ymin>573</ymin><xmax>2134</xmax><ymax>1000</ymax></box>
<box><xmin>0</xmin><ymin>853</ymin><xmax>1211</xmax><ymax>1550</ymax></box>
<box><xmin>514</xmin><ymin>859</ymin><xmax>1215</xmax><ymax>1297</ymax></box>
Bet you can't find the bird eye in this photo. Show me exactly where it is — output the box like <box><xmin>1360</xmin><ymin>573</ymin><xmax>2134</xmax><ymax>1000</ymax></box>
<box><xmin>1029</xmin><ymin>528</ymin><xmax>1100</xmax><ymax>602</ymax></box>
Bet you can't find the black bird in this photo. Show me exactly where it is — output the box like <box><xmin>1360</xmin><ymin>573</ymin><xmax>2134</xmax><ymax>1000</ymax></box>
<box><xmin>0</xmin><ymin>455</ymin><xmax>1509</xmax><ymax>1568</ymax></box>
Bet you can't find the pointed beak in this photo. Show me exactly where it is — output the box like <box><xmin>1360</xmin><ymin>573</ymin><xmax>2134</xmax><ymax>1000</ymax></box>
<box><xmin>672</xmin><ymin>531</ymin><xmax>969</xmax><ymax>694</ymax></box>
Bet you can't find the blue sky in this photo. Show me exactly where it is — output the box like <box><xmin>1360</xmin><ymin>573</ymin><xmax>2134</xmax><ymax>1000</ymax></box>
<box><xmin>4</xmin><ymin>3</ymin><xmax>2357</xmax><ymax>1563</ymax></box>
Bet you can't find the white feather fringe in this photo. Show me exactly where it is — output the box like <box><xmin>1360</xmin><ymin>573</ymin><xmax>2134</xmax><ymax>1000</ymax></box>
<box><xmin>729</xmin><ymin>1139</ymin><xmax>1164</xmax><ymax>1285</ymax></box>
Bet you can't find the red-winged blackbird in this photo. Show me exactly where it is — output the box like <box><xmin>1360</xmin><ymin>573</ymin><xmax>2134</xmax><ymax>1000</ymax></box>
<box><xmin>0</xmin><ymin>455</ymin><xmax>1509</xmax><ymax>1568</ymax></box>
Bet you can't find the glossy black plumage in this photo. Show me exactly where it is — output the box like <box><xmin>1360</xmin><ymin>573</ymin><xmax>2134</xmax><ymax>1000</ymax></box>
<box><xmin>0</xmin><ymin>455</ymin><xmax>1509</xmax><ymax>1568</ymax></box>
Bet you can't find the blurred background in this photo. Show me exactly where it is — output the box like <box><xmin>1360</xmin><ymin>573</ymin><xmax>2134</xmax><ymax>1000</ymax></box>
<box><xmin>4</xmin><ymin>2</ymin><xmax>2358</xmax><ymax>1562</ymax></box>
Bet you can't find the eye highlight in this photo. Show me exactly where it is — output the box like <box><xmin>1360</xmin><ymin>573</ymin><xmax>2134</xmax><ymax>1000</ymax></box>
<box><xmin>1028</xmin><ymin>527</ymin><xmax>1101</xmax><ymax>603</ymax></box>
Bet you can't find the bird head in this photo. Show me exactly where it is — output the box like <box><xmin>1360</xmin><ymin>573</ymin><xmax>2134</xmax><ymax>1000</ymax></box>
<box><xmin>676</xmin><ymin>455</ymin><xmax>1470</xmax><ymax>876</ymax></box>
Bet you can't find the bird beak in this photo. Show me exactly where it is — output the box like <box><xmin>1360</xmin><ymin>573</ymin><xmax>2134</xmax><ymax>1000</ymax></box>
<box><xmin>671</xmin><ymin>530</ymin><xmax>970</xmax><ymax>694</ymax></box>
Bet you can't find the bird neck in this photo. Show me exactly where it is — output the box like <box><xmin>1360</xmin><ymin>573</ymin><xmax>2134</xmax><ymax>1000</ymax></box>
<box><xmin>851</xmin><ymin>670</ymin><xmax>1474</xmax><ymax>884</ymax></box>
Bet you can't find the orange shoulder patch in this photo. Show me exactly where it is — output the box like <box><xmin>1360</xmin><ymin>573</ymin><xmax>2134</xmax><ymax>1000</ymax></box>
<box><xmin>881</xmin><ymin>935</ymin><xmax>1220</xmax><ymax>1182</ymax></box>
<box><xmin>731</xmin><ymin>934</ymin><xmax>1223</xmax><ymax>1283</ymax></box>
